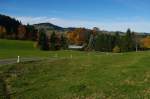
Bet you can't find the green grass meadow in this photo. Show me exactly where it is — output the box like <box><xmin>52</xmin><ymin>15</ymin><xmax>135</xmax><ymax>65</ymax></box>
<box><xmin>0</xmin><ymin>39</ymin><xmax>150</xmax><ymax>99</ymax></box>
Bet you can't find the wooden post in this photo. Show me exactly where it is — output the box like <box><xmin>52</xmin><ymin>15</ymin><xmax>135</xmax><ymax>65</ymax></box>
<box><xmin>17</xmin><ymin>56</ymin><xmax>20</xmax><ymax>63</ymax></box>
<box><xmin>70</xmin><ymin>54</ymin><xmax>72</xmax><ymax>59</ymax></box>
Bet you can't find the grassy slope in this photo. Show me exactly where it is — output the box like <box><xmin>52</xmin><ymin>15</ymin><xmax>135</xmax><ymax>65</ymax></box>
<box><xmin>0</xmin><ymin>39</ymin><xmax>85</xmax><ymax>59</ymax></box>
<box><xmin>0</xmin><ymin>39</ymin><xmax>48</xmax><ymax>59</ymax></box>
<box><xmin>0</xmin><ymin>39</ymin><xmax>150</xmax><ymax>99</ymax></box>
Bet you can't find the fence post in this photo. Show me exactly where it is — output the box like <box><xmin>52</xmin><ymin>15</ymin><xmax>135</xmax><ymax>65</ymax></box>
<box><xmin>17</xmin><ymin>56</ymin><xmax>20</xmax><ymax>63</ymax></box>
<box><xmin>70</xmin><ymin>54</ymin><xmax>72</xmax><ymax>59</ymax></box>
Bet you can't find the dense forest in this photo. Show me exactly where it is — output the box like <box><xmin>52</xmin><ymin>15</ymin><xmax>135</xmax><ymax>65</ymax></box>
<box><xmin>0</xmin><ymin>14</ymin><xmax>37</xmax><ymax>40</ymax></box>
<box><xmin>1</xmin><ymin>14</ymin><xmax>150</xmax><ymax>52</ymax></box>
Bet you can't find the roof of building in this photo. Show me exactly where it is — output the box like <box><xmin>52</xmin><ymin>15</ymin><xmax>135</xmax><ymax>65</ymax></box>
<box><xmin>68</xmin><ymin>45</ymin><xmax>84</xmax><ymax>49</ymax></box>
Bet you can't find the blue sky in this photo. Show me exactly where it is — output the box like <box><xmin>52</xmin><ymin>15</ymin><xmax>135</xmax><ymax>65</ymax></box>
<box><xmin>0</xmin><ymin>0</ymin><xmax>150</xmax><ymax>32</ymax></box>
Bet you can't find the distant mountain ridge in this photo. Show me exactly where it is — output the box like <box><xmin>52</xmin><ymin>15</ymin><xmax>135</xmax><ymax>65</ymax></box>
<box><xmin>33</xmin><ymin>23</ymin><xmax>76</xmax><ymax>32</ymax></box>
<box><xmin>0</xmin><ymin>14</ymin><xmax>149</xmax><ymax>35</ymax></box>
<box><xmin>33</xmin><ymin>23</ymin><xmax>150</xmax><ymax>35</ymax></box>
<box><xmin>33</xmin><ymin>23</ymin><xmax>64</xmax><ymax>31</ymax></box>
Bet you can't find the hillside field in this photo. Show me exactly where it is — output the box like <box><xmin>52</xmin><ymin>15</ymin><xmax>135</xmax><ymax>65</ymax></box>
<box><xmin>0</xmin><ymin>39</ymin><xmax>150</xmax><ymax>99</ymax></box>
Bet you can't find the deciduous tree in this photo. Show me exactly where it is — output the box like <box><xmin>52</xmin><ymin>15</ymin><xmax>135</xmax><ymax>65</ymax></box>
<box><xmin>140</xmin><ymin>36</ymin><xmax>150</xmax><ymax>49</ymax></box>
<box><xmin>18</xmin><ymin>25</ymin><xmax>26</xmax><ymax>39</ymax></box>
<box><xmin>0</xmin><ymin>26</ymin><xmax>6</xmax><ymax>38</ymax></box>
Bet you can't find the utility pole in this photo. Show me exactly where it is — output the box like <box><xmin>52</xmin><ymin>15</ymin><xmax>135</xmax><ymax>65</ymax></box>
<box><xmin>136</xmin><ymin>43</ymin><xmax>138</xmax><ymax>52</ymax></box>
<box><xmin>135</xmin><ymin>33</ymin><xmax>138</xmax><ymax>52</ymax></box>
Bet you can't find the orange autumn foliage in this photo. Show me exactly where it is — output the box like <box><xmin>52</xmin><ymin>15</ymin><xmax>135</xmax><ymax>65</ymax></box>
<box><xmin>18</xmin><ymin>25</ymin><xmax>26</xmax><ymax>39</ymax></box>
<box><xmin>0</xmin><ymin>26</ymin><xmax>6</xmax><ymax>38</ymax></box>
<box><xmin>140</xmin><ymin>36</ymin><xmax>150</xmax><ymax>49</ymax></box>
<box><xmin>67</xmin><ymin>28</ymin><xmax>87</xmax><ymax>45</ymax></box>
<box><xmin>0</xmin><ymin>26</ymin><xmax>6</xmax><ymax>33</ymax></box>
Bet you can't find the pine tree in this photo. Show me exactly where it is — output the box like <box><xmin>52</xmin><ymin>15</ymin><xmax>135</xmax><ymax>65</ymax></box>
<box><xmin>61</xmin><ymin>34</ymin><xmax>68</xmax><ymax>50</ymax></box>
<box><xmin>94</xmin><ymin>35</ymin><xmax>101</xmax><ymax>51</ymax></box>
<box><xmin>50</xmin><ymin>31</ymin><xmax>56</xmax><ymax>50</ymax></box>
<box><xmin>38</xmin><ymin>29</ymin><xmax>49</xmax><ymax>50</ymax></box>
<box><xmin>124</xmin><ymin>29</ymin><xmax>136</xmax><ymax>51</ymax></box>
<box><xmin>114</xmin><ymin>32</ymin><xmax>121</xmax><ymax>46</ymax></box>
<box><xmin>124</xmin><ymin>28</ymin><xmax>132</xmax><ymax>51</ymax></box>
<box><xmin>95</xmin><ymin>34</ymin><xmax>107</xmax><ymax>52</ymax></box>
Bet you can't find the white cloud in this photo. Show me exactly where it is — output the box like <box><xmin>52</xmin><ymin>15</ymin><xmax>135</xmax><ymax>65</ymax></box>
<box><xmin>14</xmin><ymin>16</ymin><xmax>150</xmax><ymax>33</ymax></box>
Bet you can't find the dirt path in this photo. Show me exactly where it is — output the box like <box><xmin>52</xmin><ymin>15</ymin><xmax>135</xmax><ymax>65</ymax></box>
<box><xmin>0</xmin><ymin>57</ymin><xmax>43</xmax><ymax>66</ymax></box>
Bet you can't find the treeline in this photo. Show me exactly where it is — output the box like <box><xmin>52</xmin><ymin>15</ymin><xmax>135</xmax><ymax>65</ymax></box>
<box><xmin>0</xmin><ymin>14</ymin><xmax>37</xmax><ymax>40</ymax></box>
<box><xmin>94</xmin><ymin>29</ymin><xmax>138</xmax><ymax>52</ymax></box>
<box><xmin>36</xmin><ymin>29</ymin><xmax>68</xmax><ymax>50</ymax></box>
<box><xmin>67</xmin><ymin>28</ymin><xmax>150</xmax><ymax>52</ymax></box>
<box><xmin>1</xmin><ymin>14</ymin><xmax>150</xmax><ymax>52</ymax></box>
<box><xmin>37</xmin><ymin>27</ymin><xmax>150</xmax><ymax>52</ymax></box>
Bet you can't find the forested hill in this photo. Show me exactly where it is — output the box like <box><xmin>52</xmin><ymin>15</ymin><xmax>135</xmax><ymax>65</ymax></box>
<box><xmin>0</xmin><ymin>14</ymin><xmax>21</xmax><ymax>34</ymax></box>
<box><xmin>33</xmin><ymin>23</ymin><xmax>64</xmax><ymax>31</ymax></box>
<box><xmin>33</xmin><ymin>23</ymin><xmax>77</xmax><ymax>32</ymax></box>
<box><xmin>0</xmin><ymin>14</ymin><xmax>37</xmax><ymax>40</ymax></box>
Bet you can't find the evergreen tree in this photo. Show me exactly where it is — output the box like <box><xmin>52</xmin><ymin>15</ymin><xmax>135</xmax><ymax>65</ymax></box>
<box><xmin>94</xmin><ymin>33</ymin><xmax>117</xmax><ymax>52</ymax></box>
<box><xmin>0</xmin><ymin>14</ymin><xmax>21</xmax><ymax>39</ymax></box>
<box><xmin>132</xmin><ymin>32</ymin><xmax>139</xmax><ymax>52</ymax></box>
<box><xmin>50</xmin><ymin>31</ymin><xmax>56</xmax><ymax>50</ymax></box>
<box><xmin>95</xmin><ymin>34</ymin><xmax>109</xmax><ymax>52</ymax></box>
<box><xmin>38</xmin><ymin>29</ymin><xmax>49</xmax><ymax>50</ymax></box>
<box><xmin>114</xmin><ymin>32</ymin><xmax>121</xmax><ymax>46</ymax></box>
<box><xmin>124</xmin><ymin>28</ymin><xmax>135</xmax><ymax>51</ymax></box>
<box><xmin>61</xmin><ymin>34</ymin><xmax>68</xmax><ymax>50</ymax></box>
<box><xmin>94</xmin><ymin>35</ymin><xmax>102</xmax><ymax>51</ymax></box>
<box><xmin>131</xmin><ymin>32</ymin><xmax>137</xmax><ymax>51</ymax></box>
<box><xmin>126</xmin><ymin>28</ymin><xmax>132</xmax><ymax>51</ymax></box>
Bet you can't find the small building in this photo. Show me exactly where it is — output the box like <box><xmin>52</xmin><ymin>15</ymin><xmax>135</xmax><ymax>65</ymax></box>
<box><xmin>68</xmin><ymin>45</ymin><xmax>84</xmax><ymax>50</ymax></box>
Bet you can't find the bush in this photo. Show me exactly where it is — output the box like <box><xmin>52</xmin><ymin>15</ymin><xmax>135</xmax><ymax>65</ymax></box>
<box><xmin>112</xmin><ymin>46</ymin><xmax>121</xmax><ymax>53</ymax></box>
<box><xmin>33</xmin><ymin>42</ymin><xmax>38</xmax><ymax>48</ymax></box>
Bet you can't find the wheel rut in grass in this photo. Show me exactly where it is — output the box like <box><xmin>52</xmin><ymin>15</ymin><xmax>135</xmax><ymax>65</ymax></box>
<box><xmin>0</xmin><ymin>76</ymin><xmax>10</xmax><ymax>99</ymax></box>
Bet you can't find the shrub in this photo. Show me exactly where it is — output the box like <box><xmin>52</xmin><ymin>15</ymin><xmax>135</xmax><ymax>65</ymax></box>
<box><xmin>112</xmin><ymin>46</ymin><xmax>121</xmax><ymax>53</ymax></box>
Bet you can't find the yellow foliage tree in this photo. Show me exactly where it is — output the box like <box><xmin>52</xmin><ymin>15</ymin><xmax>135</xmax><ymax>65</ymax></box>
<box><xmin>140</xmin><ymin>36</ymin><xmax>150</xmax><ymax>49</ymax></box>
<box><xmin>67</xmin><ymin>28</ymin><xmax>87</xmax><ymax>45</ymax></box>
<box><xmin>112</xmin><ymin>46</ymin><xmax>121</xmax><ymax>53</ymax></box>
